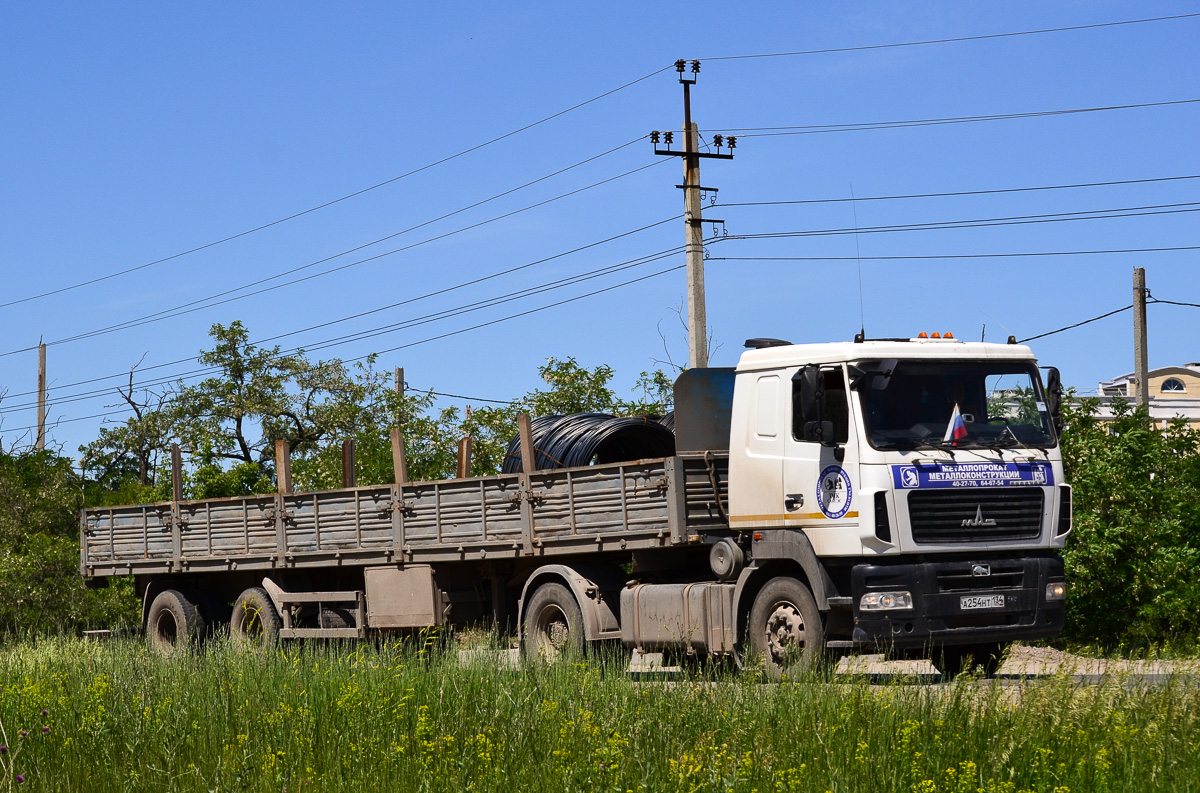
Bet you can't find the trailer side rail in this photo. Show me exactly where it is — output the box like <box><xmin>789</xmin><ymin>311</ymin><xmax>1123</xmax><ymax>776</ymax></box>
<box><xmin>82</xmin><ymin>456</ymin><xmax>729</xmax><ymax>577</ymax></box>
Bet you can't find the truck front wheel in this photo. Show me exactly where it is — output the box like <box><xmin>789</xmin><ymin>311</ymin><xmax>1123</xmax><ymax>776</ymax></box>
<box><xmin>522</xmin><ymin>582</ymin><xmax>585</xmax><ymax>664</ymax></box>
<box><xmin>748</xmin><ymin>577</ymin><xmax>825</xmax><ymax>681</ymax></box>
<box><xmin>146</xmin><ymin>589</ymin><xmax>206</xmax><ymax>654</ymax></box>
<box><xmin>230</xmin><ymin>587</ymin><xmax>282</xmax><ymax>648</ymax></box>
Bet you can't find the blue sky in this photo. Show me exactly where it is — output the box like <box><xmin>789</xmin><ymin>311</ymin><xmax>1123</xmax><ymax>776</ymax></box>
<box><xmin>1</xmin><ymin>2</ymin><xmax>1198</xmax><ymax>455</ymax></box>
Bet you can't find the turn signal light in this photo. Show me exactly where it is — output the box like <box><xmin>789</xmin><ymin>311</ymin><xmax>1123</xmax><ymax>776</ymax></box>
<box><xmin>1045</xmin><ymin>582</ymin><xmax>1066</xmax><ymax>601</ymax></box>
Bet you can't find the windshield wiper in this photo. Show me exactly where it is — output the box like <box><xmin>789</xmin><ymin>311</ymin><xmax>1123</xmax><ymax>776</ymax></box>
<box><xmin>874</xmin><ymin>441</ymin><xmax>922</xmax><ymax>450</ymax></box>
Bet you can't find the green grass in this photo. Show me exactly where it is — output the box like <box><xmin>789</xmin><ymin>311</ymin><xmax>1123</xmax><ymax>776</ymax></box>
<box><xmin>1</xmin><ymin>637</ymin><xmax>1197</xmax><ymax>792</ymax></box>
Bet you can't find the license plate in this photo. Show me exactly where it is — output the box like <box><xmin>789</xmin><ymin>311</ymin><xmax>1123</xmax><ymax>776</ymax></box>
<box><xmin>959</xmin><ymin>594</ymin><xmax>1006</xmax><ymax>610</ymax></box>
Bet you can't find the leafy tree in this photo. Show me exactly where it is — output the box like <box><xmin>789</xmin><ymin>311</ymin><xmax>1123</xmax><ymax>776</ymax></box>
<box><xmin>171</xmin><ymin>321</ymin><xmax>309</xmax><ymax>466</ymax></box>
<box><xmin>0</xmin><ymin>448</ymin><xmax>137</xmax><ymax>632</ymax></box>
<box><xmin>1059</xmin><ymin>395</ymin><xmax>1200</xmax><ymax>649</ymax></box>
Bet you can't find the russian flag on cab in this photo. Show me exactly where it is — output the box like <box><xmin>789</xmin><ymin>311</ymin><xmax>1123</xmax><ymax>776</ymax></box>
<box><xmin>943</xmin><ymin>403</ymin><xmax>968</xmax><ymax>444</ymax></box>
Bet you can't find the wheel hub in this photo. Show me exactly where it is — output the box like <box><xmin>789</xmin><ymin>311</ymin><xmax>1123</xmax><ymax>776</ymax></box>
<box><xmin>535</xmin><ymin>606</ymin><xmax>571</xmax><ymax>660</ymax></box>
<box><xmin>765</xmin><ymin>602</ymin><xmax>805</xmax><ymax>661</ymax></box>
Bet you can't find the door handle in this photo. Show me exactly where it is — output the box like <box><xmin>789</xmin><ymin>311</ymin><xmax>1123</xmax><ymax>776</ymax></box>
<box><xmin>785</xmin><ymin>494</ymin><xmax>804</xmax><ymax>511</ymax></box>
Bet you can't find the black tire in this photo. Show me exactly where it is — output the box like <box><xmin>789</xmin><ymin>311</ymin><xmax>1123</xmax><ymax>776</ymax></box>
<box><xmin>230</xmin><ymin>587</ymin><xmax>282</xmax><ymax>648</ymax></box>
<box><xmin>932</xmin><ymin>642</ymin><xmax>1008</xmax><ymax>678</ymax></box>
<box><xmin>522</xmin><ymin>582</ymin><xmax>585</xmax><ymax>664</ymax></box>
<box><xmin>146</xmin><ymin>589</ymin><xmax>206</xmax><ymax>654</ymax></box>
<box><xmin>748</xmin><ymin>577</ymin><xmax>825</xmax><ymax>681</ymax></box>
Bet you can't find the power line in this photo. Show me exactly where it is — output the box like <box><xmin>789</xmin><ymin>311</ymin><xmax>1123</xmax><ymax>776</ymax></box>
<box><xmin>1016</xmin><ymin>296</ymin><xmax>1200</xmax><ymax>343</ymax></box>
<box><xmin>1149</xmin><ymin>297</ymin><xmax>1200</xmax><ymax>309</ymax></box>
<box><xmin>7</xmin><ymin>197</ymin><xmax>1196</xmax><ymax>405</ymax></box>
<box><xmin>725</xmin><ymin>201</ymin><xmax>1200</xmax><ymax>242</ymax></box>
<box><xmin>2</xmin><ymin>158</ymin><xmax>670</xmax><ymax>357</ymax></box>
<box><xmin>1018</xmin><ymin>305</ymin><xmax>1132</xmax><ymax>343</ymax></box>
<box><xmin>16</xmin><ymin>13</ymin><xmax>1187</xmax><ymax>314</ymax></box>
<box><xmin>714</xmin><ymin>174</ymin><xmax>1200</xmax><ymax>208</ymax></box>
<box><xmin>709</xmin><ymin>98</ymin><xmax>1200</xmax><ymax>138</ymax></box>
<box><xmin>2</xmin><ymin>261</ymin><xmax>691</xmax><ymax>433</ymax></box>
<box><xmin>0</xmin><ymin>67</ymin><xmax>673</xmax><ymax>311</ymax></box>
<box><xmin>0</xmin><ymin>244</ymin><xmax>689</xmax><ymax>415</ymax></box>
<box><xmin>710</xmin><ymin>245</ymin><xmax>1200</xmax><ymax>263</ymax></box>
<box><xmin>0</xmin><ymin>217</ymin><xmax>680</xmax><ymax>402</ymax></box>
<box><xmin>251</xmin><ymin>218</ymin><xmax>678</xmax><ymax>347</ymax></box>
<box><xmin>702</xmin><ymin>12</ymin><xmax>1200</xmax><ymax>61</ymax></box>
<box><xmin>7</xmin><ymin>196</ymin><xmax>1195</xmax><ymax>405</ymax></box>
<box><xmin>361</xmin><ymin>264</ymin><xmax>685</xmax><ymax>359</ymax></box>
<box><xmin>423</xmin><ymin>390</ymin><xmax>513</xmax><ymax>406</ymax></box>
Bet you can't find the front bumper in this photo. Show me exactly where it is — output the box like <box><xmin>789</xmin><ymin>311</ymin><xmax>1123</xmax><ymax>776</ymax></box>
<box><xmin>849</xmin><ymin>554</ymin><xmax>1064</xmax><ymax>648</ymax></box>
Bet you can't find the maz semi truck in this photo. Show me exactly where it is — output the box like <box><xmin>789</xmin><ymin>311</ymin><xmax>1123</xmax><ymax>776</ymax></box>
<box><xmin>82</xmin><ymin>334</ymin><xmax>1069</xmax><ymax>678</ymax></box>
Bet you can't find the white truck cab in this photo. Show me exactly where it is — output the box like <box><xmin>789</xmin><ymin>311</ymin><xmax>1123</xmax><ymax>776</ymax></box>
<box><xmin>714</xmin><ymin>336</ymin><xmax>1069</xmax><ymax>671</ymax></box>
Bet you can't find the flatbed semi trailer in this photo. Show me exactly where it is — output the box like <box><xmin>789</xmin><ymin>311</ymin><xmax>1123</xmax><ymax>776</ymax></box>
<box><xmin>82</xmin><ymin>336</ymin><xmax>1070</xmax><ymax>677</ymax></box>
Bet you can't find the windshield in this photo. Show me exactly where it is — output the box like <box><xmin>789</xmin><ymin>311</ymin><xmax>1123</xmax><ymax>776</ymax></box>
<box><xmin>858</xmin><ymin>360</ymin><xmax>1056</xmax><ymax>450</ymax></box>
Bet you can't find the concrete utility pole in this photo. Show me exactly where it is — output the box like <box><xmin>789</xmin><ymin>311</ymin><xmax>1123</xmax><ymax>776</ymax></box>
<box><xmin>36</xmin><ymin>341</ymin><xmax>46</xmax><ymax>450</ymax></box>
<box><xmin>653</xmin><ymin>60</ymin><xmax>733</xmax><ymax>369</ymax></box>
<box><xmin>1133</xmin><ymin>267</ymin><xmax>1149</xmax><ymax>408</ymax></box>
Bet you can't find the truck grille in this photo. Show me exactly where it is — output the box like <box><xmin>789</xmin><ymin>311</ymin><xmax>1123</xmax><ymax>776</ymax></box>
<box><xmin>907</xmin><ymin>488</ymin><xmax>1044</xmax><ymax>544</ymax></box>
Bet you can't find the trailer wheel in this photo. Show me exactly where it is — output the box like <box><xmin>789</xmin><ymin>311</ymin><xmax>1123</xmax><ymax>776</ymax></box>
<box><xmin>522</xmin><ymin>582</ymin><xmax>585</xmax><ymax>664</ymax></box>
<box><xmin>146</xmin><ymin>589</ymin><xmax>206</xmax><ymax>654</ymax></box>
<box><xmin>231</xmin><ymin>587</ymin><xmax>282</xmax><ymax>648</ymax></box>
<box><xmin>932</xmin><ymin>642</ymin><xmax>1007</xmax><ymax>679</ymax></box>
<box><xmin>748</xmin><ymin>577</ymin><xmax>825</xmax><ymax>681</ymax></box>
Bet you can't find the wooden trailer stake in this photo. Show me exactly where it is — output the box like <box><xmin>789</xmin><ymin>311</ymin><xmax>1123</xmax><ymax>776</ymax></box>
<box><xmin>390</xmin><ymin>427</ymin><xmax>408</xmax><ymax>485</ymax></box>
<box><xmin>275</xmin><ymin>439</ymin><xmax>292</xmax><ymax>494</ymax></box>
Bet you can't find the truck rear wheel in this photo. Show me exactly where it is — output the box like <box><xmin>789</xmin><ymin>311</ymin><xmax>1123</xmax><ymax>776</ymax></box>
<box><xmin>146</xmin><ymin>589</ymin><xmax>206</xmax><ymax>654</ymax></box>
<box><xmin>748</xmin><ymin>577</ymin><xmax>825</xmax><ymax>681</ymax></box>
<box><xmin>522</xmin><ymin>582</ymin><xmax>585</xmax><ymax>664</ymax></box>
<box><xmin>230</xmin><ymin>587</ymin><xmax>282</xmax><ymax>648</ymax></box>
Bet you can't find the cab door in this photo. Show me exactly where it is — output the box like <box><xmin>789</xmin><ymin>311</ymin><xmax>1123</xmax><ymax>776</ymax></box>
<box><xmin>782</xmin><ymin>365</ymin><xmax>862</xmax><ymax>554</ymax></box>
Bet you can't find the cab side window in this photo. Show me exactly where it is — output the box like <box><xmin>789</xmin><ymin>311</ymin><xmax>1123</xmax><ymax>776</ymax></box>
<box><xmin>792</xmin><ymin>369</ymin><xmax>850</xmax><ymax>443</ymax></box>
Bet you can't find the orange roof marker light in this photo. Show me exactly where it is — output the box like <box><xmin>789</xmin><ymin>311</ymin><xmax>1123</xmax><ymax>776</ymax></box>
<box><xmin>944</xmin><ymin>332</ymin><xmax>954</xmax><ymax>339</ymax></box>
<box><xmin>917</xmin><ymin>332</ymin><xmax>928</xmax><ymax>338</ymax></box>
<box><xmin>931</xmin><ymin>332</ymin><xmax>941</xmax><ymax>339</ymax></box>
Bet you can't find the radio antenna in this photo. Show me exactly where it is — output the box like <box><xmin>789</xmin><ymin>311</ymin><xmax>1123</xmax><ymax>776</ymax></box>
<box><xmin>850</xmin><ymin>182</ymin><xmax>865</xmax><ymax>339</ymax></box>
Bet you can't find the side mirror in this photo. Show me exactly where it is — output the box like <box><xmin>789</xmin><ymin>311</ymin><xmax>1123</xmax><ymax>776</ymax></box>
<box><xmin>1045</xmin><ymin>366</ymin><xmax>1063</xmax><ymax>435</ymax></box>
<box><xmin>804</xmin><ymin>420</ymin><xmax>835</xmax><ymax>445</ymax></box>
<box><xmin>793</xmin><ymin>365</ymin><xmax>822</xmax><ymax>423</ymax></box>
<box><xmin>848</xmin><ymin>358</ymin><xmax>897</xmax><ymax>391</ymax></box>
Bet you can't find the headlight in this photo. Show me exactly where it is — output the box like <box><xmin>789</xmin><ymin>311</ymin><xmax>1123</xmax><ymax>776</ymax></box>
<box><xmin>1045</xmin><ymin>582</ymin><xmax>1066</xmax><ymax>601</ymax></box>
<box><xmin>860</xmin><ymin>591</ymin><xmax>913</xmax><ymax>611</ymax></box>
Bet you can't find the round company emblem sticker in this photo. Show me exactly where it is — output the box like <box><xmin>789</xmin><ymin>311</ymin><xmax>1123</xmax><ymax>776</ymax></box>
<box><xmin>816</xmin><ymin>465</ymin><xmax>853</xmax><ymax>519</ymax></box>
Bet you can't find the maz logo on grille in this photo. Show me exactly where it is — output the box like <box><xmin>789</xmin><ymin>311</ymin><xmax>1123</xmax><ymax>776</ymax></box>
<box><xmin>961</xmin><ymin>506</ymin><xmax>998</xmax><ymax>528</ymax></box>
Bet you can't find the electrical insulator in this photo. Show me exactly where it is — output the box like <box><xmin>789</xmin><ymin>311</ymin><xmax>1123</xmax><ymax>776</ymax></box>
<box><xmin>650</xmin><ymin>131</ymin><xmax>660</xmax><ymax>143</ymax></box>
<box><xmin>674</xmin><ymin>59</ymin><xmax>686</xmax><ymax>73</ymax></box>
<box><xmin>664</xmin><ymin>131</ymin><xmax>674</xmax><ymax>145</ymax></box>
<box><xmin>727</xmin><ymin>136</ymin><xmax>736</xmax><ymax>149</ymax></box>
<box><xmin>691</xmin><ymin>60</ymin><xmax>700</xmax><ymax>73</ymax></box>
<box><xmin>712</xmin><ymin>134</ymin><xmax>723</xmax><ymax>147</ymax></box>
